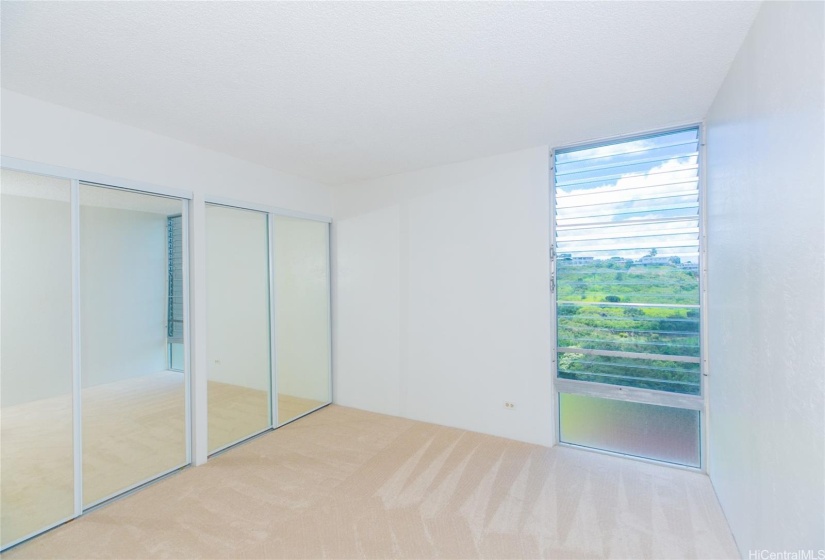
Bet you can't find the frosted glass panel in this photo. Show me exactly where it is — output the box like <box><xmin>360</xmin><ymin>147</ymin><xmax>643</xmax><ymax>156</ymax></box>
<box><xmin>206</xmin><ymin>204</ymin><xmax>271</xmax><ymax>452</ymax></box>
<box><xmin>559</xmin><ymin>393</ymin><xmax>700</xmax><ymax>467</ymax></box>
<box><xmin>273</xmin><ymin>217</ymin><xmax>331</xmax><ymax>425</ymax></box>
<box><xmin>80</xmin><ymin>184</ymin><xmax>187</xmax><ymax>506</ymax></box>
<box><xmin>1</xmin><ymin>170</ymin><xmax>74</xmax><ymax>547</ymax></box>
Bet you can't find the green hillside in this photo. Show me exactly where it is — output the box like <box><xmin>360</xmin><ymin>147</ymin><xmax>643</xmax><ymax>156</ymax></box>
<box><xmin>556</xmin><ymin>259</ymin><xmax>701</xmax><ymax>395</ymax></box>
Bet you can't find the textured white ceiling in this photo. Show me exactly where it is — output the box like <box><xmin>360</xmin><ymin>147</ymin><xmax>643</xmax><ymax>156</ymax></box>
<box><xmin>1</xmin><ymin>1</ymin><xmax>760</xmax><ymax>185</ymax></box>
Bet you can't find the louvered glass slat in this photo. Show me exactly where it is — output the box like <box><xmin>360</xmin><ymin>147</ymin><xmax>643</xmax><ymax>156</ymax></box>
<box><xmin>556</xmin><ymin>165</ymin><xmax>699</xmax><ymax>189</ymax></box>
<box><xmin>556</xmin><ymin>158</ymin><xmax>698</xmax><ymax>188</ymax></box>
<box><xmin>558</xmin><ymin>237</ymin><xmax>700</xmax><ymax>255</ymax></box>
<box><xmin>557</xmin><ymin>204</ymin><xmax>699</xmax><ymax>226</ymax></box>
<box><xmin>556</xmin><ymin>178</ymin><xmax>700</xmax><ymax>200</ymax></box>
<box><xmin>555</xmin><ymin>128</ymin><xmax>700</xmax><ymax>164</ymax></box>
<box><xmin>558</xmin><ymin>248</ymin><xmax>699</xmax><ymax>262</ymax></box>
<box><xmin>554</xmin><ymin>127</ymin><xmax>701</xmax><ymax>396</ymax></box>
<box><xmin>555</xmin><ymin>152</ymin><xmax>698</xmax><ymax>178</ymax></box>
<box><xmin>558</xmin><ymin>217</ymin><xmax>699</xmax><ymax>236</ymax></box>
<box><xmin>167</xmin><ymin>215</ymin><xmax>185</xmax><ymax>345</ymax></box>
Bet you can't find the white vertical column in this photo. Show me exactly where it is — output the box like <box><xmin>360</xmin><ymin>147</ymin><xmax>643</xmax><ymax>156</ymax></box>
<box><xmin>548</xmin><ymin>149</ymin><xmax>560</xmax><ymax>447</ymax></box>
<box><xmin>699</xmin><ymin>123</ymin><xmax>710</xmax><ymax>473</ymax></box>
<box><xmin>326</xmin><ymin>222</ymin><xmax>334</xmax><ymax>405</ymax></box>
<box><xmin>268</xmin><ymin>213</ymin><xmax>279</xmax><ymax>428</ymax></box>
<box><xmin>182</xmin><ymin>202</ymin><xmax>192</xmax><ymax>464</ymax></box>
<box><xmin>190</xmin><ymin>193</ymin><xmax>209</xmax><ymax>465</ymax></box>
<box><xmin>70</xmin><ymin>179</ymin><xmax>83</xmax><ymax>515</ymax></box>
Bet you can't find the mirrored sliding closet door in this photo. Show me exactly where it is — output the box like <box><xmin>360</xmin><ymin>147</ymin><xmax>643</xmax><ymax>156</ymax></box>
<box><xmin>79</xmin><ymin>183</ymin><xmax>189</xmax><ymax>507</ymax></box>
<box><xmin>1</xmin><ymin>165</ymin><xmax>194</xmax><ymax>550</ymax></box>
<box><xmin>205</xmin><ymin>203</ymin><xmax>272</xmax><ymax>454</ymax></box>
<box><xmin>0</xmin><ymin>170</ymin><xmax>74</xmax><ymax>548</ymax></box>
<box><xmin>203</xmin><ymin>205</ymin><xmax>332</xmax><ymax>448</ymax></box>
<box><xmin>272</xmin><ymin>216</ymin><xmax>331</xmax><ymax>426</ymax></box>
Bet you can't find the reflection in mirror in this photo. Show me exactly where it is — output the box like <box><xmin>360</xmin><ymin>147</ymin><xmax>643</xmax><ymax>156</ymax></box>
<box><xmin>79</xmin><ymin>184</ymin><xmax>187</xmax><ymax>506</ymax></box>
<box><xmin>273</xmin><ymin>216</ymin><xmax>331</xmax><ymax>425</ymax></box>
<box><xmin>206</xmin><ymin>204</ymin><xmax>271</xmax><ymax>453</ymax></box>
<box><xmin>1</xmin><ymin>170</ymin><xmax>74</xmax><ymax>547</ymax></box>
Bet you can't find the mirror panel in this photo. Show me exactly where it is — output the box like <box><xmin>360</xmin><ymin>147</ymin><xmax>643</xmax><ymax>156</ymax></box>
<box><xmin>273</xmin><ymin>216</ymin><xmax>331</xmax><ymax>425</ymax></box>
<box><xmin>79</xmin><ymin>184</ymin><xmax>187</xmax><ymax>506</ymax></box>
<box><xmin>206</xmin><ymin>204</ymin><xmax>271</xmax><ymax>453</ymax></box>
<box><xmin>0</xmin><ymin>170</ymin><xmax>74</xmax><ymax>547</ymax></box>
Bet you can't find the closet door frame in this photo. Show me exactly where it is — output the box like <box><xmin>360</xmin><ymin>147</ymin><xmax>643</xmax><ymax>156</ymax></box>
<box><xmin>0</xmin><ymin>157</ymin><xmax>193</xmax><ymax>551</ymax></box>
<box><xmin>79</xmin><ymin>181</ymin><xmax>192</xmax><ymax>509</ymax></box>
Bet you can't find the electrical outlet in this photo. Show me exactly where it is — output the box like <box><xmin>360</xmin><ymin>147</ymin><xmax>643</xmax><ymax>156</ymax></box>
<box><xmin>504</xmin><ymin>401</ymin><xmax>516</xmax><ymax>410</ymax></box>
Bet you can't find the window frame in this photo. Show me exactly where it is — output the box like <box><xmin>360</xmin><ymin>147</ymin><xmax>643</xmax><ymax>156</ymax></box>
<box><xmin>549</xmin><ymin>123</ymin><xmax>709</xmax><ymax>471</ymax></box>
<box><xmin>167</xmin><ymin>213</ymin><xmax>185</xmax><ymax>372</ymax></box>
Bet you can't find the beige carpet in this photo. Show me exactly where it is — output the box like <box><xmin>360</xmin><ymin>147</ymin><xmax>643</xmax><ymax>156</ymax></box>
<box><xmin>2</xmin><ymin>405</ymin><xmax>738</xmax><ymax>559</ymax></box>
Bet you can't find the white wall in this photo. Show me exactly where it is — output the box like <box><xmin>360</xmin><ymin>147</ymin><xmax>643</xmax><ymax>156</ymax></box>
<box><xmin>0</xmin><ymin>90</ymin><xmax>333</xmax><ymax>216</ymax></box>
<box><xmin>706</xmin><ymin>1</ymin><xmax>825</xmax><ymax>555</ymax></box>
<box><xmin>333</xmin><ymin>147</ymin><xmax>554</xmax><ymax>446</ymax></box>
<box><xmin>206</xmin><ymin>205</ymin><xmax>271</xmax><ymax>392</ymax></box>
